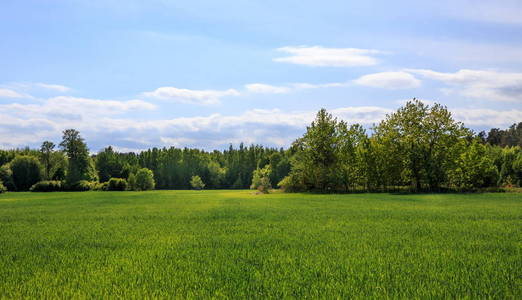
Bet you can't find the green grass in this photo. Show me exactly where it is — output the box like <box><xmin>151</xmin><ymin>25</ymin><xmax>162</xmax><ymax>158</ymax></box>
<box><xmin>0</xmin><ymin>191</ymin><xmax>521</xmax><ymax>299</ymax></box>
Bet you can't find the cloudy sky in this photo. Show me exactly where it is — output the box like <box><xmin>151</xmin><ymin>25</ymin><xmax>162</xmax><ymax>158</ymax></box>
<box><xmin>1</xmin><ymin>0</ymin><xmax>522</xmax><ymax>152</ymax></box>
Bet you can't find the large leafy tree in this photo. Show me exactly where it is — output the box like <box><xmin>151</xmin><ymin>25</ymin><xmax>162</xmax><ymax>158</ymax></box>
<box><xmin>290</xmin><ymin>109</ymin><xmax>339</xmax><ymax>192</ymax></box>
<box><xmin>59</xmin><ymin>129</ymin><xmax>96</xmax><ymax>185</ymax></box>
<box><xmin>498</xmin><ymin>147</ymin><xmax>521</xmax><ymax>186</ymax></box>
<box><xmin>448</xmin><ymin>139</ymin><xmax>498</xmax><ymax>189</ymax></box>
<box><xmin>39</xmin><ymin>141</ymin><xmax>55</xmax><ymax>180</ymax></box>
<box><xmin>95</xmin><ymin>146</ymin><xmax>127</xmax><ymax>182</ymax></box>
<box><xmin>336</xmin><ymin>122</ymin><xmax>367</xmax><ymax>191</ymax></box>
<box><xmin>9</xmin><ymin>156</ymin><xmax>42</xmax><ymax>191</ymax></box>
<box><xmin>135</xmin><ymin>168</ymin><xmax>155</xmax><ymax>190</ymax></box>
<box><xmin>375</xmin><ymin>99</ymin><xmax>468</xmax><ymax>191</ymax></box>
<box><xmin>268</xmin><ymin>151</ymin><xmax>290</xmax><ymax>187</ymax></box>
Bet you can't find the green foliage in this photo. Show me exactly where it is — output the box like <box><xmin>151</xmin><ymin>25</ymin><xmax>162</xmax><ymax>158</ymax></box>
<box><xmin>498</xmin><ymin>147</ymin><xmax>521</xmax><ymax>186</ymax></box>
<box><xmin>206</xmin><ymin>161</ymin><xmax>225</xmax><ymax>188</ymax></box>
<box><xmin>90</xmin><ymin>181</ymin><xmax>108</xmax><ymax>191</ymax></box>
<box><xmin>277</xmin><ymin>174</ymin><xmax>305</xmax><ymax>192</ymax></box>
<box><xmin>190</xmin><ymin>175</ymin><xmax>205</xmax><ymax>190</ymax></box>
<box><xmin>127</xmin><ymin>173</ymin><xmax>137</xmax><ymax>191</ymax></box>
<box><xmin>0</xmin><ymin>181</ymin><xmax>6</xmax><ymax>193</ymax></box>
<box><xmin>448</xmin><ymin>140</ymin><xmax>499</xmax><ymax>190</ymax></box>
<box><xmin>39</xmin><ymin>141</ymin><xmax>55</xmax><ymax>180</ymax></box>
<box><xmin>288</xmin><ymin>109</ymin><xmax>339</xmax><ymax>192</ymax></box>
<box><xmin>67</xmin><ymin>180</ymin><xmax>94</xmax><ymax>191</ymax></box>
<box><xmin>268</xmin><ymin>152</ymin><xmax>290</xmax><ymax>187</ymax></box>
<box><xmin>282</xmin><ymin>100</ymin><xmax>504</xmax><ymax>193</ymax></box>
<box><xmin>250</xmin><ymin>165</ymin><xmax>271</xmax><ymax>193</ymax></box>
<box><xmin>30</xmin><ymin>181</ymin><xmax>63</xmax><ymax>192</ymax></box>
<box><xmin>1</xmin><ymin>101</ymin><xmax>521</xmax><ymax>193</ymax></box>
<box><xmin>135</xmin><ymin>168</ymin><xmax>155</xmax><ymax>191</ymax></box>
<box><xmin>486</xmin><ymin>122</ymin><xmax>522</xmax><ymax>147</ymax></box>
<box><xmin>374</xmin><ymin>99</ymin><xmax>468</xmax><ymax>191</ymax></box>
<box><xmin>0</xmin><ymin>150</ymin><xmax>15</xmax><ymax>166</ymax></box>
<box><xmin>231</xmin><ymin>176</ymin><xmax>244</xmax><ymax>189</ymax></box>
<box><xmin>96</xmin><ymin>146</ymin><xmax>128</xmax><ymax>182</ymax></box>
<box><xmin>0</xmin><ymin>191</ymin><xmax>520</xmax><ymax>298</ymax></box>
<box><xmin>513</xmin><ymin>152</ymin><xmax>522</xmax><ymax>186</ymax></box>
<box><xmin>60</xmin><ymin>129</ymin><xmax>94</xmax><ymax>185</ymax></box>
<box><xmin>0</xmin><ymin>165</ymin><xmax>16</xmax><ymax>191</ymax></box>
<box><xmin>9</xmin><ymin>155</ymin><xmax>42</xmax><ymax>191</ymax></box>
<box><xmin>107</xmin><ymin>178</ymin><xmax>128</xmax><ymax>191</ymax></box>
<box><xmin>38</xmin><ymin>141</ymin><xmax>68</xmax><ymax>182</ymax></box>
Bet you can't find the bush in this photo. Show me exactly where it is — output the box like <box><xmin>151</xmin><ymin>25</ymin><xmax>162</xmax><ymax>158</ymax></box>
<box><xmin>107</xmin><ymin>178</ymin><xmax>128</xmax><ymax>191</ymax></box>
<box><xmin>0</xmin><ymin>165</ymin><xmax>16</xmax><ymax>191</ymax></box>
<box><xmin>30</xmin><ymin>181</ymin><xmax>63</xmax><ymax>192</ymax></box>
<box><xmin>0</xmin><ymin>181</ymin><xmax>6</xmax><ymax>193</ymax></box>
<box><xmin>190</xmin><ymin>175</ymin><xmax>205</xmax><ymax>190</ymax></box>
<box><xmin>251</xmin><ymin>166</ymin><xmax>272</xmax><ymax>194</ymax></box>
<box><xmin>135</xmin><ymin>168</ymin><xmax>155</xmax><ymax>191</ymax></box>
<box><xmin>9</xmin><ymin>156</ymin><xmax>42</xmax><ymax>191</ymax></box>
<box><xmin>91</xmin><ymin>182</ymin><xmax>108</xmax><ymax>191</ymax></box>
<box><xmin>127</xmin><ymin>173</ymin><xmax>137</xmax><ymax>191</ymax></box>
<box><xmin>67</xmin><ymin>180</ymin><xmax>94</xmax><ymax>191</ymax></box>
<box><xmin>277</xmin><ymin>174</ymin><xmax>306</xmax><ymax>192</ymax></box>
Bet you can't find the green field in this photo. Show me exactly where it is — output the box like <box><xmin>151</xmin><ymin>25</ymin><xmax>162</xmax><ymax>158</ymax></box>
<box><xmin>0</xmin><ymin>191</ymin><xmax>521</xmax><ymax>298</ymax></box>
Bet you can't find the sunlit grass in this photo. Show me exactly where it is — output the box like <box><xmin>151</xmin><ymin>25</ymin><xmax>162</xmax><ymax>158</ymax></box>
<box><xmin>0</xmin><ymin>191</ymin><xmax>521</xmax><ymax>298</ymax></box>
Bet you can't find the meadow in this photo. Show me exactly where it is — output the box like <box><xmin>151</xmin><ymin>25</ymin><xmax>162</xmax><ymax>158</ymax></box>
<box><xmin>0</xmin><ymin>190</ymin><xmax>521</xmax><ymax>299</ymax></box>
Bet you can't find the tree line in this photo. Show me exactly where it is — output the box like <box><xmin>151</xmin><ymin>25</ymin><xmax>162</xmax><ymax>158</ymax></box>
<box><xmin>280</xmin><ymin>99</ymin><xmax>522</xmax><ymax>192</ymax></box>
<box><xmin>0</xmin><ymin>130</ymin><xmax>290</xmax><ymax>192</ymax></box>
<box><xmin>0</xmin><ymin>99</ymin><xmax>521</xmax><ymax>193</ymax></box>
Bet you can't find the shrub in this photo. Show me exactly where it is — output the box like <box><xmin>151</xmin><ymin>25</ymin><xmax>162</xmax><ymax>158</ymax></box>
<box><xmin>67</xmin><ymin>180</ymin><xmax>94</xmax><ymax>191</ymax></box>
<box><xmin>190</xmin><ymin>175</ymin><xmax>205</xmax><ymax>190</ymax></box>
<box><xmin>127</xmin><ymin>173</ymin><xmax>137</xmax><ymax>191</ymax></box>
<box><xmin>277</xmin><ymin>174</ymin><xmax>306</xmax><ymax>192</ymax></box>
<box><xmin>135</xmin><ymin>168</ymin><xmax>155</xmax><ymax>191</ymax></box>
<box><xmin>0</xmin><ymin>165</ymin><xmax>16</xmax><ymax>191</ymax></box>
<box><xmin>30</xmin><ymin>181</ymin><xmax>63</xmax><ymax>192</ymax></box>
<box><xmin>9</xmin><ymin>156</ymin><xmax>42</xmax><ymax>191</ymax></box>
<box><xmin>91</xmin><ymin>182</ymin><xmax>109</xmax><ymax>191</ymax></box>
<box><xmin>107</xmin><ymin>178</ymin><xmax>128</xmax><ymax>191</ymax></box>
<box><xmin>250</xmin><ymin>166</ymin><xmax>272</xmax><ymax>194</ymax></box>
<box><xmin>0</xmin><ymin>181</ymin><xmax>6</xmax><ymax>193</ymax></box>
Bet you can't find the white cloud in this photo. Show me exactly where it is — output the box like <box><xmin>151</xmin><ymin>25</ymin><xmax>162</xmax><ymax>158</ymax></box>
<box><xmin>353</xmin><ymin>72</ymin><xmax>421</xmax><ymax>89</ymax></box>
<box><xmin>0</xmin><ymin>99</ymin><xmax>521</xmax><ymax>152</ymax></box>
<box><xmin>0</xmin><ymin>88</ymin><xmax>28</xmax><ymax>99</ymax></box>
<box><xmin>142</xmin><ymin>87</ymin><xmax>240</xmax><ymax>105</ymax></box>
<box><xmin>159</xmin><ymin>137</ymin><xmax>197</xmax><ymax>147</ymax></box>
<box><xmin>274</xmin><ymin>46</ymin><xmax>382</xmax><ymax>67</ymax></box>
<box><xmin>35</xmin><ymin>83</ymin><xmax>71</xmax><ymax>92</ymax></box>
<box><xmin>0</xmin><ymin>96</ymin><xmax>156</xmax><ymax>121</ymax></box>
<box><xmin>2</xmin><ymin>82</ymin><xmax>71</xmax><ymax>94</ymax></box>
<box><xmin>244</xmin><ymin>83</ymin><xmax>292</xmax><ymax>94</ymax></box>
<box><xmin>245</xmin><ymin>82</ymin><xmax>347</xmax><ymax>94</ymax></box>
<box><xmin>0</xmin><ymin>96</ymin><xmax>156</xmax><ymax>150</ymax></box>
<box><xmin>47</xmin><ymin>96</ymin><xmax>157</xmax><ymax>114</ymax></box>
<box><xmin>452</xmin><ymin>108</ymin><xmax>522</xmax><ymax>127</ymax></box>
<box><xmin>406</xmin><ymin>69</ymin><xmax>522</xmax><ymax>102</ymax></box>
<box><xmin>331</xmin><ymin>106</ymin><xmax>392</xmax><ymax>124</ymax></box>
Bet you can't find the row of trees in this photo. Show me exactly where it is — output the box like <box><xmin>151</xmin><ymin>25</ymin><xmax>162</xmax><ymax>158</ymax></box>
<box><xmin>0</xmin><ymin>130</ymin><xmax>155</xmax><ymax>192</ymax></box>
<box><xmin>0</xmin><ymin>99</ymin><xmax>521</xmax><ymax>193</ymax></box>
<box><xmin>279</xmin><ymin>99</ymin><xmax>522</xmax><ymax>192</ymax></box>
<box><xmin>0</xmin><ymin>131</ymin><xmax>291</xmax><ymax>192</ymax></box>
<box><xmin>480</xmin><ymin>122</ymin><xmax>522</xmax><ymax>148</ymax></box>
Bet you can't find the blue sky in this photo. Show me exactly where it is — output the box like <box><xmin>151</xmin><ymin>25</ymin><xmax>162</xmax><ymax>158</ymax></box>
<box><xmin>1</xmin><ymin>0</ymin><xmax>522</xmax><ymax>152</ymax></box>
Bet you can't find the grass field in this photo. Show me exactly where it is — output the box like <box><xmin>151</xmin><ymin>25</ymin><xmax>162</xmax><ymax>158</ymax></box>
<box><xmin>0</xmin><ymin>190</ymin><xmax>521</xmax><ymax>298</ymax></box>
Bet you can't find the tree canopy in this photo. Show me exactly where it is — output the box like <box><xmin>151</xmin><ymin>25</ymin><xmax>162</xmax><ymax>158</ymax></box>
<box><xmin>0</xmin><ymin>100</ymin><xmax>520</xmax><ymax>193</ymax></box>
